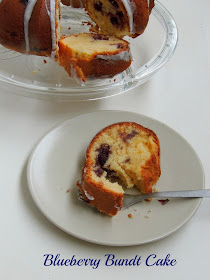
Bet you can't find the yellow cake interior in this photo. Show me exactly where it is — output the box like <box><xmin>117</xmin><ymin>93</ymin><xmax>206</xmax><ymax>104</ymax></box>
<box><xmin>87</xmin><ymin>0</ymin><xmax>130</xmax><ymax>37</ymax></box>
<box><xmin>88</xmin><ymin>124</ymin><xmax>159</xmax><ymax>194</ymax></box>
<box><xmin>60</xmin><ymin>33</ymin><xmax>127</xmax><ymax>58</ymax></box>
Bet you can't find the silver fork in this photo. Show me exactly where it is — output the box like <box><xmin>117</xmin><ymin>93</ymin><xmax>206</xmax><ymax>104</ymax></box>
<box><xmin>121</xmin><ymin>189</ymin><xmax>210</xmax><ymax>209</ymax></box>
<box><xmin>78</xmin><ymin>189</ymin><xmax>210</xmax><ymax>210</ymax></box>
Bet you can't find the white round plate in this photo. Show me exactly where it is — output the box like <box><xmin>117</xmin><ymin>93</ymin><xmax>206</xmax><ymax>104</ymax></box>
<box><xmin>27</xmin><ymin>111</ymin><xmax>204</xmax><ymax>246</ymax></box>
<box><xmin>0</xmin><ymin>2</ymin><xmax>177</xmax><ymax>101</ymax></box>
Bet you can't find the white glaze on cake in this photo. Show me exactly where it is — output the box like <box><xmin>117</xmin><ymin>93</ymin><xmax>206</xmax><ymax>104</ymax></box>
<box><xmin>79</xmin><ymin>0</ymin><xmax>84</xmax><ymax>8</ymax></box>
<box><xmin>24</xmin><ymin>0</ymin><xmax>38</xmax><ymax>52</ymax></box>
<box><xmin>50</xmin><ymin>0</ymin><xmax>57</xmax><ymax>58</ymax></box>
<box><xmin>24</xmin><ymin>0</ymin><xmax>56</xmax><ymax>57</ymax></box>
<box><xmin>120</xmin><ymin>0</ymin><xmax>135</xmax><ymax>34</ymax></box>
<box><xmin>96</xmin><ymin>51</ymin><xmax>131</xmax><ymax>62</ymax></box>
<box><xmin>45</xmin><ymin>0</ymin><xmax>51</xmax><ymax>16</ymax></box>
<box><xmin>120</xmin><ymin>0</ymin><xmax>150</xmax><ymax>34</ymax></box>
<box><xmin>70</xmin><ymin>64</ymin><xmax>85</xmax><ymax>85</ymax></box>
<box><xmin>84</xmin><ymin>189</ymin><xmax>95</xmax><ymax>200</ymax></box>
<box><xmin>114</xmin><ymin>204</ymin><xmax>122</xmax><ymax>210</ymax></box>
<box><xmin>80</xmin><ymin>180</ymin><xmax>95</xmax><ymax>200</ymax></box>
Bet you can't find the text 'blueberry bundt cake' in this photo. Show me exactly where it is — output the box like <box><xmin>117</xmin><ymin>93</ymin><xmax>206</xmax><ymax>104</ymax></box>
<box><xmin>77</xmin><ymin>122</ymin><xmax>161</xmax><ymax>216</ymax></box>
<box><xmin>59</xmin><ymin>33</ymin><xmax>131</xmax><ymax>81</ymax></box>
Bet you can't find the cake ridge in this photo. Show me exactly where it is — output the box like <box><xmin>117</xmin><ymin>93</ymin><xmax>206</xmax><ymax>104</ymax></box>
<box><xmin>24</xmin><ymin>0</ymin><xmax>38</xmax><ymax>52</ymax></box>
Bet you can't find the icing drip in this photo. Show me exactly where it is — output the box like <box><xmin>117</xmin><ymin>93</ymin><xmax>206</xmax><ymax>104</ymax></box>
<box><xmin>84</xmin><ymin>189</ymin><xmax>95</xmax><ymax>201</ymax></box>
<box><xmin>24</xmin><ymin>0</ymin><xmax>38</xmax><ymax>52</ymax></box>
<box><xmin>120</xmin><ymin>0</ymin><xmax>135</xmax><ymax>34</ymax></box>
<box><xmin>70</xmin><ymin>64</ymin><xmax>85</xmax><ymax>86</ymax></box>
<box><xmin>79</xmin><ymin>0</ymin><xmax>84</xmax><ymax>8</ymax></box>
<box><xmin>45</xmin><ymin>0</ymin><xmax>56</xmax><ymax>58</ymax></box>
<box><xmin>50</xmin><ymin>0</ymin><xmax>56</xmax><ymax>59</ymax></box>
<box><xmin>45</xmin><ymin>0</ymin><xmax>51</xmax><ymax>16</ymax></box>
<box><xmin>80</xmin><ymin>180</ymin><xmax>95</xmax><ymax>201</ymax></box>
<box><xmin>114</xmin><ymin>204</ymin><xmax>121</xmax><ymax>210</ymax></box>
<box><xmin>96</xmin><ymin>51</ymin><xmax>131</xmax><ymax>62</ymax></box>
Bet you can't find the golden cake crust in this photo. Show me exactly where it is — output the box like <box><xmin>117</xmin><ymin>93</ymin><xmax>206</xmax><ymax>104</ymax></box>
<box><xmin>77</xmin><ymin>122</ymin><xmax>161</xmax><ymax>216</ymax></box>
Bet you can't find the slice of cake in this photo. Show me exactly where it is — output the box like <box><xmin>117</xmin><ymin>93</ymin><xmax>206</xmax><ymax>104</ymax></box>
<box><xmin>77</xmin><ymin>122</ymin><xmax>161</xmax><ymax>216</ymax></box>
<box><xmin>58</xmin><ymin>33</ymin><xmax>131</xmax><ymax>81</ymax></box>
<box><xmin>86</xmin><ymin>0</ymin><xmax>154</xmax><ymax>38</ymax></box>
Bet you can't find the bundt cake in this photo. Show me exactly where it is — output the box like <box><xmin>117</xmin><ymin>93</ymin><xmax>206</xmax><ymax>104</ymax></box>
<box><xmin>58</xmin><ymin>33</ymin><xmax>132</xmax><ymax>81</ymax></box>
<box><xmin>86</xmin><ymin>0</ymin><xmax>155</xmax><ymax>38</ymax></box>
<box><xmin>0</xmin><ymin>0</ymin><xmax>154</xmax><ymax>81</ymax></box>
<box><xmin>0</xmin><ymin>0</ymin><xmax>60</xmax><ymax>58</ymax></box>
<box><xmin>77</xmin><ymin>122</ymin><xmax>161</xmax><ymax>216</ymax></box>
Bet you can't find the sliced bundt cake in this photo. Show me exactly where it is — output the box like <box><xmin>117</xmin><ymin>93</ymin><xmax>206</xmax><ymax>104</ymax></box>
<box><xmin>77</xmin><ymin>122</ymin><xmax>161</xmax><ymax>216</ymax></box>
<box><xmin>86</xmin><ymin>0</ymin><xmax>155</xmax><ymax>38</ymax></box>
<box><xmin>58</xmin><ymin>33</ymin><xmax>132</xmax><ymax>81</ymax></box>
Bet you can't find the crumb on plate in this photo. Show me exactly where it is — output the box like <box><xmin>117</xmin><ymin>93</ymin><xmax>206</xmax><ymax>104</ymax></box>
<box><xmin>158</xmin><ymin>199</ymin><xmax>169</xmax><ymax>205</ymax></box>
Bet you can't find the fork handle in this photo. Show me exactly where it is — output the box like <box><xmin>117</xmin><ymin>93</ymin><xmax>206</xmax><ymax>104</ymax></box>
<box><xmin>136</xmin><ymin>189</ymin><xmax>210</xmax><ymax>199</ymax></box>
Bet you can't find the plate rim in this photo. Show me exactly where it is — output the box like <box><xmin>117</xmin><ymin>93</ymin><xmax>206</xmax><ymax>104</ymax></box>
<box><xmin>27</xmin><ymin>110</ymin><xmax>205</xmax><ymax>246</ymax></box>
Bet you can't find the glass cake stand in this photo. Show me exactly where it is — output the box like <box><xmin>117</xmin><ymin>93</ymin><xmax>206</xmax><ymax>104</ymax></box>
<box><xmin>0</xmin><ymin>1</ymin><xmax>178</xmax><ymax>101</ymax></box>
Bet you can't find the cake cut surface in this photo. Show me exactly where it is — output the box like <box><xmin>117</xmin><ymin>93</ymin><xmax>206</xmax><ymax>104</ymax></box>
<box><xmin>86</xmin><ymin>0</ymin><xmax>154</xmax><ymax>38</ymax></box>
<box><xmin>77</xmin><ymin>122</ymin><xmax>161</xmax><ymax>216</ymax></box>
<box><xmin>59</xmin><ymin>33</ymin><xmax>131</xmax><ymax>81</ymax></box>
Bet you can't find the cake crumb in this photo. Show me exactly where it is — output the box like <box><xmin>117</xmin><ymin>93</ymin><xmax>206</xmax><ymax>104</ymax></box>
<box><xmin>66</xmin><ymin>189</ymin><xmax>71</xmax><ymax>193</ymax></box>
<box><xmin>154</xmin><ymin>187</ymin><xmax>159</xmax><ymax>192</ymax></box>
<box><xmin>145</xmin><ymin>215</ymin><xmax>150</xmax><ymax>218</ymax></box>
<box><xmin>158</xmin><ymin>199</ymin><xmax>169</xmax><ymax>205</ymax></box>
<box><xmin>43</xmin><ymin>59</ymin><xmax>47</xmax><ymax>64</ymax></box>
<box><xmin>145</xmin><ymin>198</ymin><xmax>152</xmax><ymax>202</ymax></box>
<box><xmin>82</xmin><ymin>21</ymin><xmax>92</xmax><ymax>26</ymax></box>
<box><xmin>148</xmin><ymin>209</ymin><xmax>152</xmax><ymax>213</ymax></box>
<box><xmin>128</xmin><ymin>214</ymin><xmax>133</xmax><ymax>219</ymax></box>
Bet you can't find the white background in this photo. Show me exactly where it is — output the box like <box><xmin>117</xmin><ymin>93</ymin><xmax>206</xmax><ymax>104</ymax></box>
<box><xmin>0</xmin><ymin>0</ymin><xmax>209</xmax><ymax>279</ymax></box>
